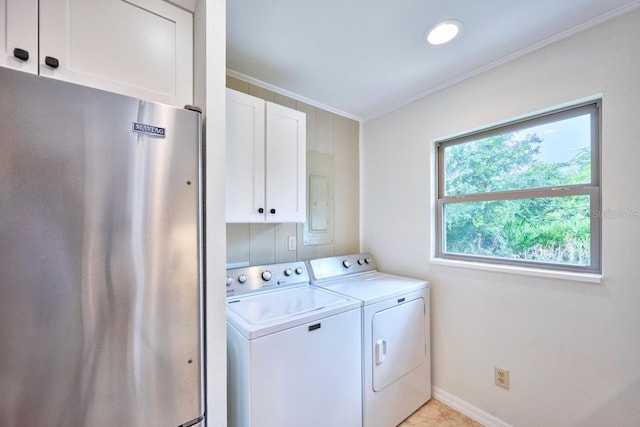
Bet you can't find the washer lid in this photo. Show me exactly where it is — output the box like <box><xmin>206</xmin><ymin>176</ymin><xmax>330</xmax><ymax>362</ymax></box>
<box><xmin>313</xmin><ymin>272</ymin><xmax>429</xmax><ymax>306</ymax></box>
<box><xmin>226</xmin><ymin>286</ymin><xmax>359</xmax><ymax>339</ymax></box>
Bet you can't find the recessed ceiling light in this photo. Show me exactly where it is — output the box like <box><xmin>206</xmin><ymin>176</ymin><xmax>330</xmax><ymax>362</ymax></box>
<box><xmin>425</xmin><ymin>19</ymin><xmax>463</xmax><ymax>45</ymax></box>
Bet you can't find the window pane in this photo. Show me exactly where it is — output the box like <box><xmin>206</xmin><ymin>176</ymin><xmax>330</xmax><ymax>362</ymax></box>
<box><xmin>443</xmin><ymin>196</ymin><xmax>591</xmax><ymax>266</ymax></box>
<box><xmin>444</xmin><ymin>114</ymin><xmax>592</xmax><ymax>196</ymax></box>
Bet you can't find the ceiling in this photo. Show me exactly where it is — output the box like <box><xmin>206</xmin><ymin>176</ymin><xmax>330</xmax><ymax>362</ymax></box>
<box><xmin>227</xmin><ymin>0</ymin><xmax>640</xmax><ymax>121</ymax></box>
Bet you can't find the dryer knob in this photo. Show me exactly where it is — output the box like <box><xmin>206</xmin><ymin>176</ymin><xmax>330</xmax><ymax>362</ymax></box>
<box><xmin>238</xmin><ymin>274</ymin><xmax>247</xmax><ymax>284</ymax></box>
<box><xmin>284</xmin><ymin>268</ymin><xmax>293</xmax><ymax>277</ymax></box>
<box><xmin>357</xmin><ymin>259</ymin><xmax>364</xmax><ymax>265</ymax></box>
<box><xmin>343</xmin><ymin>260</ymin><xmax>351</xmax><ymax>268</ymax></box>
<box><xmin>226</xmin><ymin>276</ymin><xmax>233</xmax><ymax>286</ymax></box>
<box><xmin>365</xmin><ymin>258</ymin><xmax>372</xmax><ymax>264</ymax></box>
<box><xmin>261</xmin><ymin>270</ymin><xmax>272</xmax><ymax>281</ymax></box>
<box><xmin>295</xmin><ymin>267</ymin><xmax>304</xmax><ymax>275</ymax></box>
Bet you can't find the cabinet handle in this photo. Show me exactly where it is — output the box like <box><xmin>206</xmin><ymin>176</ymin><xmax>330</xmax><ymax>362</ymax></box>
<box><xmin>44</xmin><ymin>56</ymin><xmax>59</xmax><ymax>69</ymax></box>
<box><xmin>13</xmin><ymin>48</ymin><xmax>29</xmax><ymax>61</ymax></box>
<box><xmin>270</xmin><ymin>209</ymin><xmax>276</xmax><ymax>214</ymax></box>
<box><xmin>258</xmin><ymin>208</ymin><xmax>264</xmax><ymax>214</ymax></box>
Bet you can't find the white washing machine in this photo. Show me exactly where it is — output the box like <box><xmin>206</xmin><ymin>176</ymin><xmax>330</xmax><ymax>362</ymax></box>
<box><xmin>225</xmin><ymin>261</ymin><xmax>362</xmax><ymax>427</ymax></box>
<box><xmin>308</xmin><ymin>254</ymin><xmax>431</xmax><ymax>427</ymax></box>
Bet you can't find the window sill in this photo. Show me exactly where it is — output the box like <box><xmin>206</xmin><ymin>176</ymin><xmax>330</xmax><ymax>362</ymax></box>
<box><xmin>429</xmin><ymin>257</ymin><xmax>603</xmax><ymax>284</ymax></box>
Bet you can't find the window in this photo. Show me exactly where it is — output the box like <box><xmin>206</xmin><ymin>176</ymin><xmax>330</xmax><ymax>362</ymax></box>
<box><xmin>436</xmin><ymin>101</ymin><xmax>601</xmax><ymax>273</ymax></box>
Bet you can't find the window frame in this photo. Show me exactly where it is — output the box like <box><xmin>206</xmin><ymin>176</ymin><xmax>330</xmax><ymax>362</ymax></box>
<box><xmin>435</xmin><ymin>100</ymin><xmax>602</xmax><ymax>274</ymax></box>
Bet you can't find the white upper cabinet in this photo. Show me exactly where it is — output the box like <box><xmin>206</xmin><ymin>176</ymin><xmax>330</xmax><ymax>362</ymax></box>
<box><xmin>226</xmin><ymin>89</ymin><xmax>266</xmax><ymax>223</ymax></box>
<box><xmin>1</xmin><ymin>0</ymin><xmax>193</xmax><ymax>107</ymax></box>
<box><xmin>1</xmin><ymin>0</ymin><xmax>38</xmax><ymax>74</ymax></box>
<box><xmin>264</xmin><ymin>101</ymin><xmax>306</xmax><ymax>222</ymax></box>
<box><xmin>226</xmin><ymin>89</ymin><xmax>306</xmax><ymax>223</ymax></box>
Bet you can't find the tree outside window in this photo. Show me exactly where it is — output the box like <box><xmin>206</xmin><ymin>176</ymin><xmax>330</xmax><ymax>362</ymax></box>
<box><xmin>436</xmin><ymin>101</ymin><xmax>601</xmax><ymax>273</ymax></box>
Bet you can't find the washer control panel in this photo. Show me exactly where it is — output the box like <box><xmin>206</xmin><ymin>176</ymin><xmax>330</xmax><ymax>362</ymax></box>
<box><xmin>307</xmin><ymin>253</ymin><xmax>377</xmax><ymax>282</ymax></box>
<box><xmin>226</xmin><ymin>261</ymin><xmax>309</xmax><ymax>296</ymax></box>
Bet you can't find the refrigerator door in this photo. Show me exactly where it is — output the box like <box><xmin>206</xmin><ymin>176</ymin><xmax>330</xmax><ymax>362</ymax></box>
<box><xmin>0</xmin><ymin>68</ymin><xmax>203</xmax><ymax>427</ymax></box>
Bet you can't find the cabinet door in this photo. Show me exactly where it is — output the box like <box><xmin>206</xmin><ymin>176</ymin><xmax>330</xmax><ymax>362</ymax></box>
<box><xmin>265</xmin><ymin>102</ymin><xmax>306</xmax><ymax>223</ymax></box>
<box><xmin>226</xmin><ymin>89</ymin><xmax>266</xmax><ymax>222</ymax></box>
<box><xmin>0</xmin><ymin>0</ymin><xmax>38</xmax><ymax>74</ymax></box>
<box><xmin>39</xmin><ymin>0</ymin><xmax>193</xmax><ymax>107</ymax></box>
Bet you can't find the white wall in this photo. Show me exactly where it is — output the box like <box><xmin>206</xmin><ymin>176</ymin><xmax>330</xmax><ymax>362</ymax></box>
<box><xmin>361</xmin><ymin>8</ymin><xmax>640</xmax><ymax>427</ymax></box>
<box><xmin>195</xmin><ymin>0</ymin><xmax>227</xmax><ymax>426</ymax></box>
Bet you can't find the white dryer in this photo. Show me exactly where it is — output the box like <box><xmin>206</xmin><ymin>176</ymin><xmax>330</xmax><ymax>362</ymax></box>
<box><xmin>308</xmin><ymin>254</ymin><xmax>431</xmax><ymax>427</ymax></box>
<box><xmin>226</xmin><ymin>261</ymin><xmax>362</xmax><ymax>427</ymax></box>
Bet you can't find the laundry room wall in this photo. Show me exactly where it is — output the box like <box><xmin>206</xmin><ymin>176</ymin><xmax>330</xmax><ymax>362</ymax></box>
<box><xmin>194</xmin><ymin>1</ymin><xmax>227</xmax><ymax>426</ymax></box>
<box><xmin>226</xmin><ymin>76</ymin><xmax>360</xmax><ymax>266</ymax></box>
<box><xmin>361</xmin><ymin>6</ymin><xmax>640</xmax><ymax>427</ymax></box>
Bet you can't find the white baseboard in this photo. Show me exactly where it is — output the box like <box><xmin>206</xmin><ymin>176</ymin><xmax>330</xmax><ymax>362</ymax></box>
<box><xmin>432</xmin><ymin>386</ymin><xmax>513</xmax><ymax>427</ymax></box>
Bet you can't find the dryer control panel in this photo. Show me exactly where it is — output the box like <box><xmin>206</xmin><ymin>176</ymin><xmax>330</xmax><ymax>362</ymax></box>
<box><xmin>226</xmin><ymin>261</ymin><xmax>309</xmax><ymax>296</ymax></box>
<box><xmin>307</xmin><ymin>253</ymin><xmax>377</xmax><ymax>282</ymax></box>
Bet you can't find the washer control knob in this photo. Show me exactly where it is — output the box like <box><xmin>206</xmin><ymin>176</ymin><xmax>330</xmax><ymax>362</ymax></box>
<box><xmin>226</xmin><ymin>276</ymin><xmax>233</xmax><ymax>286</ymax></box>
<box><xmin>365</xmin><ymin>258</ymin><xmax>372</xmax><ymax>264</ymax></box>
<box><xmin>284</xmin><ymin>268</ymin><xmax>293</xmax><ymax>276</ymax></box>
<box><xmin>238</xmin><ymin>274</ymin><xmax>247</xmax><ymax>284</ymax></box>
<box><xmin>261</xmin><ymin>270</ymin><xmax>272</xmax><ymax>281</ymax></box>
<box><xmin>357</xmin><ymin>259</ymin><xmax>364</xmax><ymax>265</ymax></box>
<box><xmin>343</xmin><ymin>260</ymin><xmax>351</xmax><ymax>268</ymax></box>
<box><xmin>295</xmin><ymin>267</ymin><xmax>304</xmax><ymax>275</ymax></box>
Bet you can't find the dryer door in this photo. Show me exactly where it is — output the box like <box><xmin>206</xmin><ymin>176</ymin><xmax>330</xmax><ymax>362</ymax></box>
<box><xmin>372</xmin><ymin>297</ymin><xmax>426</xmax><ymax>392</ymax></box>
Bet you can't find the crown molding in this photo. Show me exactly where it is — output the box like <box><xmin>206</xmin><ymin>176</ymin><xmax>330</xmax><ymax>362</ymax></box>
<box><xmin>226</xmin><ymin>69</ymin><xmax>362</xmax><ymax>122</ymax></box>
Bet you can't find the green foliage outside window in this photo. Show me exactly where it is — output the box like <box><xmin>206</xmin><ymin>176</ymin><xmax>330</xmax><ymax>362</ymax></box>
<box><xmin>439</xmin><ymin>106</ymin><xmax>599</xmax><ymax>270</ymax></box>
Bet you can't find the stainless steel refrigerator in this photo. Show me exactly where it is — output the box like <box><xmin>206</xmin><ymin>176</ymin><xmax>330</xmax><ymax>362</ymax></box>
<box><xmin>0</xmin><ymin>67</ymin><xmax>204</xmax><ymax>427</ymax></box>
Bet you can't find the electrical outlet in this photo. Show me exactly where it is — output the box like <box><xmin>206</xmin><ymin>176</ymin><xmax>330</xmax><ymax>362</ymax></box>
<box><xmin>495</xmin><ymin>367</ymin><xmax>510</xmax><ymax>390</ymax></box>
<box><xmin>288</xmin><ymin>236</ymin><xmax>296</xmax><ymax>251</ymax></box>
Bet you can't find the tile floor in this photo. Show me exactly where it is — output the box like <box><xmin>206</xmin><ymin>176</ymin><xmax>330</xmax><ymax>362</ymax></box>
<box><xmin>398</xmin><ymin>399</ymin><xmax>482</xmax><ymax>427</ymax></box>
